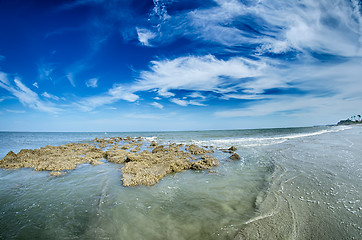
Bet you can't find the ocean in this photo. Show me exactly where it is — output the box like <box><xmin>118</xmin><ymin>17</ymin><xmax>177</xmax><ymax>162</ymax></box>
<box><xmin>0</xmin><ymin>125</ymin><xmax>361</xmax><ymax>239</ymax></box>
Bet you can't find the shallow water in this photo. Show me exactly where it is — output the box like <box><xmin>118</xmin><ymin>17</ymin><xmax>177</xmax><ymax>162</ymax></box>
<box><xmin>0</xmin><ymin>125</ymin><xmax>361</xmax><ymax>239</ymax></box>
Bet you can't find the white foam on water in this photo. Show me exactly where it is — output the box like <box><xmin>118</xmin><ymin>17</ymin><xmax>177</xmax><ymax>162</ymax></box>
<box><xmin>142</xmin><ymin>136</ymin><xmax>158</xmax><ymax>142</ymax></box>
<box><xmin>192</xmin><ymin>126</ymin><xmax>351</xmax><ymax>148</ymax></box>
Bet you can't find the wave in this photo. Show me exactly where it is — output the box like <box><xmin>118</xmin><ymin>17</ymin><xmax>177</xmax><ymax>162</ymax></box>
<box><xmin>192</xmin><ymin>126</ymin><xmax>351</xmax><ymax>148</ymax></box>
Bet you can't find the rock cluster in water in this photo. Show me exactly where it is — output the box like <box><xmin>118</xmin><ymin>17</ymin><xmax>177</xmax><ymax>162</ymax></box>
<box><xmin>0</xmin><ymin>137</ymin><xmax>239</xmax><ymax>186</ymax></box>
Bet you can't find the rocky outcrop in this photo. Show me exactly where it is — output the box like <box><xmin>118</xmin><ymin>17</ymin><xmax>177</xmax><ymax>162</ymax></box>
<box><xmin>230</xmin><ymin>153</ymin><xmax>241</xmax><ymax>160</ymax></box>
<box><xmin>0</xmin><ymin>137</ymin><xmax>224</xmax><ymax>187</ymax></box>
<box><xmin>190</xmin><ymin>155</ymin><xmax>219</xmax><ymax>170</ymax></box>
<box><xmin>0</xmin><ymin>143</ymin><xmax>105</xmax><ymax>173</ymax></box>
<box><xmin>122</xmin><ymin>145</ymin><xmax>218</xmax><ymax>186</ymax></box>
<box><xmin>219</xmin><ymin>146</ymin><xmax>238</xmax><ymax>153</ymax></box>
<box><xmin>229</xmin><ymin>146</ymin><xmax>237</xmax><ymax>151</ymax></box>
<box><xmin>186</xmin><ymin>144</ymin><xmax>214</xmax><ymax>155</ymax></box>
<box><xmin>105</xmin><ymin>149</ymin><xmax>129</xmax><ymax>164</ymax></box>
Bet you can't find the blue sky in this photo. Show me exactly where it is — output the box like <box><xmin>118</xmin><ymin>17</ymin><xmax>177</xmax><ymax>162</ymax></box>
<box><xmin>0</xmin><ymin>0</ymin><xmax>362</xmax><ymax>131</ymax></box>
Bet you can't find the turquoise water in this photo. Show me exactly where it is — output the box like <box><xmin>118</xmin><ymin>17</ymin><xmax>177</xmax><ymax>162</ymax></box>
<box><xmin>0</xmin><ymin>125</ymin><xmax>361</xmax><ymax>239</ymax></box>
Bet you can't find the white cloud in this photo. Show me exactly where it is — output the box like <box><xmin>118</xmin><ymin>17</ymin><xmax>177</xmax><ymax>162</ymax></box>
<box><xmin>6</xmin><ymin>109</ymin><xmax>26</xmax><ymax>114</ymax></box>
<box><xmin>146</xmin><ymin>0</ymin><xmax>361</xmax><ymax>57</ymax></box>
<box><xmin>0</xmin><ymin>73</ymin><xmax>60</xmax><ymax>113</ymax></box>
<box><xmin>187</xmin><ymin>92</ymin><xmax>206</xmax><ymax>99</ymax></box>
<box><xmin>86</xmin><ymin>78</ymin><xmax>98</xmax><ymax>88</ymax></box>
<box><xmin>254</xmin><ymin>0</ymin><xmax>362</xmax><ymax>56</ymax></box>
<box><xmin>108</xmin><ymin>85</ymin><xmax>139</xmax><ymax>102</ymax></box>
<box><xmin>215</xmin><ymin>58</ymin><xmax>362</xmax><ymax>118</ymax></box>
<box><xmin>170</xmin><ymin>98</ymin><xmax>206</xmax><ymax>107</ymax></box>
<box><xmin>136</xmin><ymin>27</ymin><xmax>157</xmax><ymax>46</ymax></box>
<box><xmin>150</xmin><ymin>102</ymin><xmax>164</xmax><ymax>109</ymax></box>
<box><xmin>66</xmin><ymin>73</ymin><xmax>76</xmax><ymax>87</ymax></box>
<box><xmin>42</xmin><ymin>92</ymin><xmax>61</xmax><ymax>101</ymax></box>
<box><xmin>38</xmin><ymin>63</ymin><xmax>54</xmax><ymax>81</ymax></box>
<box><xmin>134</xmin><ymin>55</ymin><xmax>266</xmax><ymax>96</ymax></box>
<box><xmin>0</xmin><ymin>72</ymin><xmax>9</xmax><ymax>85</ymax></box>
<box><xmin>151</xmin><ymin>0</ymin><xmax>170</xmax><ymax>22</ymax></box>
<box><xmin>157</xmin><ymin>89</ymin><xmax>175</xmax><ymax>98</ymax></box>
<box><xmin>170</xmin><ymin>98</ymin><xmax>188</xmax><ymax>106</ymax></box>
<box><xmin>33</xmin><ymin>82</ymin><xmax>39</xmax><ymax>88</ymax></box>
<box><xmin>215</xmin><ymin>94</ymin><xmax>362</xmax><ymax>119</ymax></box>
<box><xmin>77</xmin><ymin>84</ymin><xmax>139</xmax><ymax>111</ymax></box>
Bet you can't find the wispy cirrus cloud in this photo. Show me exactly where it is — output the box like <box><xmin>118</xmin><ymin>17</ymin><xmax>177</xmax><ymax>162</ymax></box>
<box><xmin>66</xmin><ymin>73</ymin><xmax>76</xmax><ymax>87</ymax></box>
<box><xmin>215</xmin><ymin>94</ymin><xmax>362</xmax><ymax>120</ymax></box>
<box><xmin>187</xmin><ymin>92</ymin><xmax>206</xmax><ymax>99</ymax></box>
<box><xmin>136</xmin><ymin>27</ymin><xmax>157</xmax><ymax>46</ymax></box>
<box><xmin>134</xmin><ymin>55</ymin><xmax>266</xmax><ymax>96</ymax></box>
<box><xmin>5</xmin><ymin>109</ymin><xmax>26</xmax><ymax>114</ymax></box>
<box><xmin>150</xmin><ymin>101</ymin><xmax>163</xmax><ymax>109</ymax></box>
<box><xmin>135</xmin><ymin>0</ymin><xmax>362</xmax><ymax>57</ymax></box>
<box><xmin>170</xmin><ymin>98</ymin><xmax>207</xmax><ymax>107</ymax></box>
<box><xmin>41</xmin><ymin>92</ymin><xmax>63</xmax><ymax>101</ymax></box>
<box><xmin>215</xmin><ymin>58</ymin><xmax>362</xmax><ymax>118</ymax></box>
<box><xmin>86</xmin><ymin>78</ymin><xmax>98</xmax><ymax>88</ymax></box>
<box><xmin>255</xmin><ymin>0</ymin><xmax>362</xmax><ymax>56</ymax></box>
<box><xmin>0</xmin><ymin>72</ymin><xmax>61</xmax><ymax>113</ymax></box>
<box><xmin>76</xmin><ymin>84</ymin><xmax>139</xmax><ymax>111</ymax></box>
<box><xmin>38</xmin><ymin>62</ymin><xmax>55</xmax><ymax>81</ymax></box>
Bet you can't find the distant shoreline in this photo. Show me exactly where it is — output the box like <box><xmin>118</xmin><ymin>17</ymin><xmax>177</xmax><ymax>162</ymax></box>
<box><xmin>337</xmin><ymin>119</ymin><xmax>362</xmax><ymax>126</ymax></box>
<box><xmin>0</xmin><ymin>125</ymin><xmax>334</xmax><ymax>133</ymax></box>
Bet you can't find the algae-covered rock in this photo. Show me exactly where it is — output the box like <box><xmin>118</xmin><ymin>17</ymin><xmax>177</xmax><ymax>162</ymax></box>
<box><xmin>90</xmin><ymin>159</ymin><xmax>104</xmax><ymax>165</ymax></box>
<box><xmin>122</xmin><ymin>162</ymin><xmax>170</xmax><ymax>186</ymax></box>
<box><xmin>230</xmin><ymin>152</ymin><xmax>241</xmax><ymax>160</ymax></box>
<box><xmin>105</xmin><ymin>149</ymin><xmax>129</xmax><ymax>164</ymax></box>
<box><xmin>49</xmin><ymin>171</ymin><xmax>65</xmax><ymax>176</ymax></box>
<box><xmin>1</xmin><ymin>137</ymin><xmax>224</xmax><ymax>186</ymax></box>
<box><xmin>150</xmin><ymin>141</ymin><xmax>158</xmax><ymax>147</ymax></box>
<box><xmin>2</xmin><ymin>151</ymin><xmax>17</xmax><ymax>162</ymax></box>
<box><xmin>186</xmin><ymin>144</ymin><xmax>214</xmax><ymax>155</ymax></box>
<box><xmin>190</xmin><ymin>155</ymin><xmax>219</xmax><ymax>170</ymax></box>
<box><xmin>152</xmin><ymin>145</ymin><xmax>166</xmax><ymax>153</ymax></box>
<box><xmin>0</xmin><ymin>143</ymin><xmax>106</xmax><ymax>174</ymax></box>
<box><xmin>130</xmin><ymin>146</ymin><xmax>141</xmax><ymax>153</ymax></box>
<box><xmin>121</xmin><ymin>144</ymin><xmax>217</xmax><ymax>186</ymax></box>
<box><xmin>229</xmin><ymin>146</ymin><xmax>237</xmax><ymax>151</ymax></box>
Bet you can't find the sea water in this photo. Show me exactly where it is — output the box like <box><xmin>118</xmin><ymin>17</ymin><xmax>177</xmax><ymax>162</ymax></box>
<box><xmin>0</xmin><ymin>125</ymin><xmax>361</xmax><ymax>239</ymax></box>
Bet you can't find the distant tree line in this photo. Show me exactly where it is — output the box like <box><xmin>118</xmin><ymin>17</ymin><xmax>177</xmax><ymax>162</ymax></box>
<box><xmin>348</xmin><ymin>115</ymin><xmax>362</xmax><ymax>122</ymax></box>
<box><xmin>337</xmin><ymin>114</ymin><xmax>362</xmax><ymax>125</ymax></box>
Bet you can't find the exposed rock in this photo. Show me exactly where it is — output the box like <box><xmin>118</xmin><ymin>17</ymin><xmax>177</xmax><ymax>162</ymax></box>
<box><xmin>105</xmin><ymin>149</ymin><xmax>129</xmax><ymax>164</ymax></box>
<box><xmin>152</xmin><ymin>145</ymin><xmax>165</xmax><ymax>153</ymax></box>
<box><xmin>230</xmin><ymin>153</ymin><xmax>241</xmax><ymax>160</ymax></box>
<box><xmin>130</xmin><ymin>146</ymin><xmax>141</xmax><ymax>153</ymax></box>
<box><xmin>150</xmin><ymin>141</ymin><xmax>158</xmax><ymax>147</ymax></box>
<box><xmin>228</xmin><ymin>146</ymin><xmax>237</xmax><ymax>151</ymax></box>
<box><xmin>186</xmin><ymin>144</ymin><xmax>214</xmax><ymax>155</ymax></box>
<box><xmin>0</xmin><ymin>136</ymin><xmax>223</xmax><ymax>186</ymax></box>
<box><xmin>0</xmin><ymin>143</ymin><xmax>106</xmax><ymax>173</ymax></box>
<box><xmin>121</xmin><ymin>144</ymin><xmax>133</xmax><ymax>150</ymax></box>
<box><xmin>121</xmin><ymin>150</ymin><xmax>191</xmax><ymax>186</ymax></box>
<box><xmin>190</xmin><ymin>155</ymin><xmax>219</xmax><ymax>170</ymax></box>
<box><xmin>90</xmin><ymin>159</ymin><xmax>104</xmax><ymax>165</ymax></box>
<box><xmin>49</xmin><ymin>171</ymin><xmax>65</xmax><ymax>176</ymax></box>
